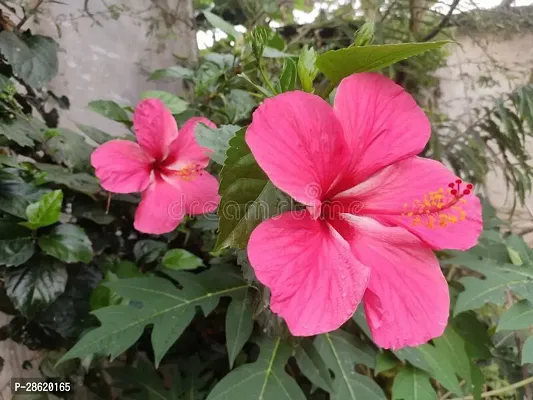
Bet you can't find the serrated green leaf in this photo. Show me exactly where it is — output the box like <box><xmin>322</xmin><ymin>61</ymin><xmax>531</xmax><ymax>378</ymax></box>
<box><xmin>315</xmin><ymin>41</ymin><xmax>449</xmax><ymax>84</ymax></box>
<box><xmin>149</xmin><ymin>66</ymin><xmax>194</xmax><ymax>81</ymax></box>
<box><xmin>207</xmin><ymin>336</ymin><xmax>305</xmax><ymax>400</ymax></box>
<box><xmin>393</xmin><ymin>347</ymin><xmax>432</xmax><ymax>374</ymax></box>
<box><xmin>239</xmin><ymin>72</ymin><xmax>274</xmax><ymax>97</ymax></box>
<box><xmin>392</xmin><ymin>367</ymin><xmax>436</xmax><ymax>400</ymax></box>
<box><xmin>133</xmin><ymin>240</ymin><xmax>168</xmax><ymax>264</ymax></box>
<box><xmin>454</xmin><ymin>262</ymin><xmax>533</xmax><ymax>315</ymax></box>
<box><xmin>278</xmin><ymin>58</ymin><xmax>297</xmax><ymax>93</ymax></box>
<box><xmin>226</xmin><ymin>290</ymin><xmax>253</xmax><ymax>368</ymax></box>
<box><xmin>21</xmin><ymin>190</ymin><xmax>63</xmax><ymax>230</ymax></box>
<box><xmin>0</xmin><ymin>115</ymin><xmax>46</xmax><ymax>147</ymax></box>
<box><xmin>298</xmin><ymin>46</ymin><xmax>318</xmax><ymax>93</ymax></box>
<box><xmin>417</xmin><ymin>344</ymin><xmax>462</xmax><ymax>395</ymax></box>
<box><xmin>215</xmin><ymin>129</ymin><xmax>288</xmax><ymax>251</ymax></box>
<box><xmin>0</xmin><ymin>169</ymin><xmax>49</xmax><ymax>218</ymax></box>
<box><xmin>42</xmin><ymin>128</ymin><xmax>93</xmax><ymax>171</ymax></box>
<box><xmin>140</xmin><ymin>90</ymin><xmax>189</xmax><ymax>114</ymax></box>
<box><xmin>375</xmin><ymin>352</ymin><xmax>400</xmax><ymax>375</ymax></box>
<box><xmin>0</xmin><ymin>31</ymin><xmax>58</xmax><ymax>88</ymax></box>
<box><xmin>507</xmin><ymin>246</ymin><xmax>523</xmax><ymax>265</ymax></box>
<box><xmin>225</xmin><ymin>90</ymin><xmax>256</xmax><ymax>123</ymax></box>
<box><xmin>6</xmin><ymin>259</ymin><xmax>67</xmax><ymax>317</ymax></box>
<box><xmin>522</xmin><ymin>336</ymin><xmax>533</xmax><ymax>365</ymax></box>
<box><xmin>0</xmin><ymin>218</ymin><xmax>34</xmax><ymax>267</ymax></box>
<box><xmin>38</xmin><ymin>224</ymin><xmax>93</xmax><ymax>263</ymax></box>
<box><xmin>76</xmin><ymin>124</ymin><xmax>114</xmax><ymax>145</ymax></box>
<box><xmin>315</xmin><ymin>331</ymin><xmax>384</xmax><ymax>400</ymax></box>
<box><xmin>353</xmin><ymin>21</ymin><xmax>375</xmax><ymax>47</ymax></box>
<box><xmin>433</xmin><ymin>326</ymin><xmax>471</xmax><ymax>386</ymax></box>
<box><xmin>203</xmin><ymin>11</ymin><xmax>243</xmax><ymax>42</ymax></box>
<box><xmin>162</xmin><ymin>249</ymin><xmax>203</xmax><ymax>270</ymax></box>
<box><xmin>295</xmin><ymin>341</ymin><xmax>333</xmax><ymax>392</ymax></box>
<box><xmin>35</xmin><ymin>163</ymin><xmax>101</xmax><ymax>196</ymax></box>
<box><xmin>497</xmin><ymin>300</ymin><xmax>533</xmax><ymax>331</ymax></box>
<box><xmin>195</xmin><ymin>124</ymin><xmax>240</xmax><ymax>165</ymax></box>
<box><xmin>58</xmin><ymin>267</ymin><xmax>249</xmax><ymax>367</ymax></box>
<box><xmin>505</xmin><ymin>234</ymin><xmax>533</xmax><ymax>265</ymax></box>
<box><xmin>88</xmin><ymin>100</ymin><xmax>130</xmax><ymax>123</ymax></box>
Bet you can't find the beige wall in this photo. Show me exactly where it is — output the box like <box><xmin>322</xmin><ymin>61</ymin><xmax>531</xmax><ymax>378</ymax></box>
<box><xmin>437</xmin><ymin>31</ymin><xmax>533</xmax><ymax>243</ymax></box>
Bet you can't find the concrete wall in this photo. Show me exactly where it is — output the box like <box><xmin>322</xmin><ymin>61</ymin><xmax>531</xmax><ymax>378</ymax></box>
<box><xmin>0</xmin><ymin>1</ymin><xmax>196</xmax><ymax>398</ymax></box>
<box><xmin>437</xmin><ymin>31</ymin><xmax>533</xmax><ymax>243</ymax></box>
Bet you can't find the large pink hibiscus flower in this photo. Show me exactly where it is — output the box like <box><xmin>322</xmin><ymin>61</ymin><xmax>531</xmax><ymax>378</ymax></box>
<box><xmin>91</xmin><ymin>99</ymin><xmax>220</xmax><ymax>235</ymax></box>
<box><xmin>246</xmin><ymin>73</ymin><xmax>482</xmax><ymax>349</ymax></box>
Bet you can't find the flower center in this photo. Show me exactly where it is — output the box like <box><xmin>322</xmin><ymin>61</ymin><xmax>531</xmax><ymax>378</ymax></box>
<box><xmin>401</xmin><ymin>180</ymin><xmax>473</xmax><ymax>229</ymax></box>
<box><xmin>154</xmin><ymin>162</ymin><xmax>203</xmax><ymax>182</ymax></box>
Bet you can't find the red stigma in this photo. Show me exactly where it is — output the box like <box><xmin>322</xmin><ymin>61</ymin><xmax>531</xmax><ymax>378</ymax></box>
<box><xmin>455</xmin><ymin>179</ymin><xmax>462</xmax><ymax>184</ymax></box>
<box><xmin>466</xmin><ymin>184</ymin><xmax>473</xmax><ymax>189</ymax></box>
<box><xmin>463</xmin><ymin>189</ymin><xmax>471</xmax><ymax>195</ymax></box>
<box><xmin>450</xmin><ymin>189</ymin><xmax>457</xmax><ymax>195</ymax></box>
<box><xmin>448</xmin><ymin>183</ymin><xmax>455</xmax><ymax>188</ymax></box>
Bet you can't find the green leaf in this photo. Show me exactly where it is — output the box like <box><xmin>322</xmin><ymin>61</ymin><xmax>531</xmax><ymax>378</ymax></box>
<box><xmin>5</xmin><ymin>259</ymin><xmax>67</xmax><ymax>317</ymax></box>
<box><xmin>0</xmin><ymin>32</ymin><xmax>58</xmax><ymax>88</ymax></box>
<box><xmin>140</xmin><ymin>90</ymin><xmax>188</xmax><ymax>114</ymax></box>
<box><xmin>239</xmin><ymin>72</ymin><xmax>274</xmax><ymax>97</ymax></box>
<box><xmin>295</xmin><ymin>341</ymin><xmax>333</xmax><ymax>392</ymax></box>
<box><xmin>35</xmin><ymin>163</ymin><xmax>101</xmax><ymax>196</ymax></box>
<box><xmin>0</xmin><ymin>218</ymin><xmax>34</xmax><ymax>267</ymax></box>
<box><xmin>88</xmin><ymin>100</ymin><xmax>130</xmax><ymax>123</ymax></box>
<box><xmin>203</xmin><ymin>11</ymin><xmax>243</xmax><ymax>42</ymax></box>
<box><xmin>505</xmin><ymin>234</ymin><xmax>533</xmax><ymax>265</ymax></box>
<box><xmin>76</xmin><ymin>124</ymin><xmax>114</xmax><ymax>145</ymax></box>
<box><xmin>315</xmin><ymin>331</ymin><xmax>385</xmax><ymax>400</ymax></box>
<box><xmin>215</xmin><ymin>129</ymin><xmax>288</xmax><ymax>251</ymax></box>
<box><xmin>315</xmin><ymin>41</ymin><xmax>449</xmax><ymax>84</ymax></box>
<box><xmin>298</xmin><ymin>46</ymin><xmax>318</xmax><ymax>93</ymax></box>
<box><xmin>207</xmin><ymin>336</ymin><xmax>305</xmax><ymax>400</ymax></box>
<box><xmin>0</xmin><ymin>116</ymin><xmax>46</xmax><ymax>146</ymax></box>
<box><xmin>375</xmin><ymin>352</ymin><xmax>400</xmax><ymax>375</ymax></box>
<box><xmin>278</xmin><ymin>58</ymin><xmax>297</xmax><ymax>93</ymax></box>
<box><xmin>21</xmin><ymin>190</ymin><xmax>63</xmax><ymax>230</ymax></box>
<box><xmin>353</xmin><ymin>21</ymin><xmax>375</xmax><ymax>47</ymax></box>
<box><xmin>454</xmin><ymin>262</ymin><xmax>533</xmax><ymax>315</ymax></box>
<box><xmin>38</xmin><ymin>224</ymin><xmax>93</xmax><ymax>264</ymax></box>
<box><xmin>133</xmin><ymin>240</ymin><xmax>168</xmax><ymax>264</ymax></box>
<box><xmin>432</xmin><ymin>326</ymin><xmax>471</xmax><ymax>386</ymax></box>
<box><xmin>417</xmin><ymin>344</ymin><xmax>462</xmax><ymax>395</ymax></box>
<box><xmin>262</xmin><ymin>47</ymin><xmax>294</xmax><ymax>58</ymax></box>
<box><xmin>162</xmin><ymin>249</ymin><xmax>203</xmax><ymax>270</ymax></box>
<box><xmin>250</xmin><ymin>26</ymin><xmax>269</xmax><ymax>60</ymax></box>
<box><xmin>58</xmin><ymin>267</ymin><xmax>249</xmax><ymax>367</ymax></box>
<box><xmin>195</xmin><ymin>124</ymin><xmax>240</xmax><ymax>165</ymax></box>
<box><xmin>225</xmin><ymin>89</ymin><xmax>256</xmax><ymax>123</ymax></box>
<box><xmin>392</xmin><ymin>367</ymin><xmax>436</xmax><ymax>400</ymax></box>
<box><xmin>149</xmin><ymin>65</ymin><xmax>194</xmax><ymax>81</ymax></box>
<box><xmin>226</xmin><ymin>290</ymin><xmax>253</xmax><ymax>368</ymax></box>
<box><xmin>0</xmin><ymin>170</ymin><xmax>49</xmax><ymax>218</ymax></box>
<box><xmin>497</xmin><ymin>300</ymin><xmax>533</xmax><ymax>331</ymax></box>
<box><xmin>43</xmin><ymin>128</ymin><xmax>93</xmax><ymax>171</ymax></box>
<box><xmin>393</xmin><ymin>348</ymin><xmax>431</xmax><ymax>374</ymax></box>
<box><xmin>522</xmin><ymin>336</ymin><xmax>533</xmax><ymax>365</ymax></box>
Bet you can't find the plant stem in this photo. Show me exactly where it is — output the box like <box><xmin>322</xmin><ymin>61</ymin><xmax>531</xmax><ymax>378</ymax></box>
<box><xmin>258</xmin><ymin>62</ymin><xmax>277</xmax><ymax>95</ymax></box>
<box><xmin>321</xmin><ymin>81</ymin><xmax>336</xmax><ymax>100</ymax></box>
<box><xmin>447</xmin><ymin>375</ymin><xmax>533</xmax><ymax>400</ymax></box>
<box><xmin>16</xmin><ymin>0</ymin><xmax>44</xmax><ymax>30</ymax></box>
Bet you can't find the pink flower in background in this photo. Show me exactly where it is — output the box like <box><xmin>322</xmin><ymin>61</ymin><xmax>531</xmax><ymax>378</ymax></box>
<box><xmin>246</xmin><ymin>72</ymin><xmax>482</xmax><ymax>349</ymax></box>
<box><xmin>91</xmin><ymin>99</ymin><xmax>220</xmax><ymax>234</ymax></box>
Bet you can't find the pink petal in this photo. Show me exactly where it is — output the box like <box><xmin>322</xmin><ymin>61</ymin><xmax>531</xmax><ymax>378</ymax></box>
<box><xmin>246</xmin><ymin>92</ymin><xmax>349</xmax><ymax>208</ymax></box>
<box><xmin>163</xmin><ymin>117</ymin><xmax>216</xmax><ymax>170</ymax></box>
<box><xmin>134</xmin><ymin>175</ymin><xmax>184</xmax><ymax>234</ymax></box>
<box><xmin>333</xmin><ymin>215</ymin><xmax>449</xmax><ymax>349</ymax></box>
<box><xmin>334</xmin><ymin>73</ymin><xmax>430</xmax><ymax>186</ymax></box>
<box><xmin>333</xmin><ymin>157</ymin><xmax>482</xmax><ymax>250</ymax></box>
<box><xmin>247</xmin><ymin>210</ymin><xmax>370</xmax><ymax>336</ymax></box>
<box><xmin>91</xmin><ymin>139</ymin><xmax>153</xmax><ymax>194</ymax></box>
<box><xmin>170</xmin><ymin>171</ymin><xmax>220</xmax><ymax>215</ymax></box>
<box><xmin>133</xmin><ymin>98</ymin><xmax>178</xmax><ymax>161</ymax></box>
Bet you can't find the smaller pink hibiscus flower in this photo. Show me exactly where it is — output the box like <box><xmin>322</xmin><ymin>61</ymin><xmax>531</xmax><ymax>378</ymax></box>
<box><xmin>91</xmin><ymin>99</ymin><xmax>220</xmax><ymax>234</ymax></box>
<box><xmin>245</xmin><ymin>72</ymin><xmax>483</xmax><ymax>349</ymax></box>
